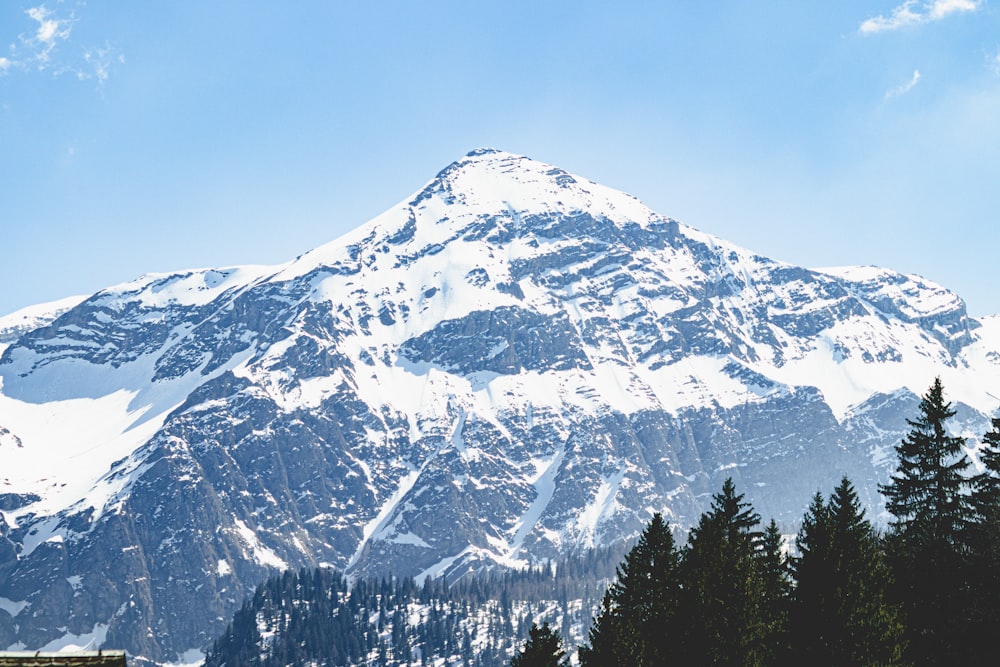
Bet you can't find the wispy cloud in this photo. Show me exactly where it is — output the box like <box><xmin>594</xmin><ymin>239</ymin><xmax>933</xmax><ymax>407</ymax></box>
<box><xmin>82</xmin><ymin>43</ymin><xmax>125</xmax><ymax>84</ymax></box>
<box><xmin>928</xmin><ymin>0</ymin><xmax>980</xmax><ymax>19</ymax></box>
<box><xmin>0</xmin><ymin>3</ymin><xmax>122</xmax><ymax>84</ymax></box>
<box><xmin>860</xmin><ymin>0</ymin><xmax>980</xmax><ymax>34</ymax></box>
<box><xmin>885</xmin><ymin>69</ymin><xmax>922</xmax><ymax>98</ymax></box>
<box><xmin>24</xmin><ymin>5</ymin><xmax>74</xmax><ymax>64</ymax></box>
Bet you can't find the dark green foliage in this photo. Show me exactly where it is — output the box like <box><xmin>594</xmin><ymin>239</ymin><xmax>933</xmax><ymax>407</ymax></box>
<box><xmin>792</xmin><ymin>478</ymin><xmax>905</xmax><ymax>666</ymax></box>
<box><xmin>510</xmin><ymin>622</ymin><xmax>568</xmax><ymax>667</ymax></box>
<box><xmin>971</xmin><ymin>417</ymin><xmax>1000</xmax><ymax>516</ymax></box>
<box><xmin>578</xmin><ymin>513</ymin><xmax>680</xmax><ymax>667</ymax></box>
<box><xmin>879</xmin><ymin>378</ymin><xmax>975</xmax><ymax>665</ymax></box>
<box><xmin>678</xmin><ymin>478</ymin><xmax>766</xmax><ymax>666</ymax></box>
<box><xmin>758</xmin><ymin>519</ymin><xmax>792</xmax><ymax>666</ymax></box>
<box><xmin>966</xmin><ymin>417</ymin><xmax>1000</xmax><ymax>661</ymax></box>
<box><xmin>880</xmin><ymin>378</ymin><xmax>974</xmax><ymax>544</ymax></box>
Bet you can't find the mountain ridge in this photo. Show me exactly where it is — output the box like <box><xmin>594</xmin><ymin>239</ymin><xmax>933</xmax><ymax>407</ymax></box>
<box><xmin>1</xmin><ymin>148</ymin><xmax>998</xmax><ymax>663</ymax></box>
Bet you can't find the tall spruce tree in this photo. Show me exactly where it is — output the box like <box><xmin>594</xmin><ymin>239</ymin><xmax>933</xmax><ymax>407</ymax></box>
<box><xmin>971</xmin><ymin>417</ymin><xmax>1000</xmax><ymax>517</ymax></box>
<box><xmin>880</xmin><ymin>378</ymin><xmax>974</xmax><ymax>543</ymax></box>
<box><xmin>510</xmin><ymin>622</ymin><xmax>568</xmax><ymax>667</ymax></box>
<box><xmin>678</xmin><ymin>478</ymin><xmax>765</xmax><ymax>667</ymax></box>
<box><xmin>792</xmin><ymin>478</ymin><xmax>905</xmax><ymax>666</ymax></box>
<box><xmin>578</xmin><ymin>513</ymin><xmax>680</xmax><ymax>667</ymax></box>
<box><xmin>758</xmin><ymin>519</ymin><xmax>792</xmax><ymax>666</ymax></box>
<box><xmin>966</xmin><ymin>417</ymin><xmax>1000</xmax><ymax>661</ymax></box>
<box><xmin>879</xmin><ymin>378</ymin><xmax>974</xmax><ymax>665</ymax></box>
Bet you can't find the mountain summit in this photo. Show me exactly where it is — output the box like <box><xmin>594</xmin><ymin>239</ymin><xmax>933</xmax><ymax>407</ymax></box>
<box><xmin>1</xmin><ymin>149</ymin><xmax>999</xmax><ymax>662</ymax></box>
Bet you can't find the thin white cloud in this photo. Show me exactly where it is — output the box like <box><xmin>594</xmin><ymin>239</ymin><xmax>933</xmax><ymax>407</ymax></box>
<box><xmin>24</xmin><ymin>5</ymin><xmax>73</xmax><ymax>63</ymax></box>
<box><xmin>885</xmin><ymin>69</ymin><xmax>922</xmax><ymax>98</ymax></box>
<box><xmin>861</xmin><ymin>1</ymin><xmax>923</xmax><ymax>33</ymax></box>
<box><xmin>928</xmin><ymin>0</ymin><xmax>980</xmax><ymax>20</ymax></box>
<box><xmin>860</xmin><ymin>0</ymin><xmax>980</xmax><ymax>34</ymax></box>
<box><xmin>82</xmin><ymin>43</ymin><xmax>125</xmax><ymax>84</ymax></box>
<box><xmin>2</xmin><ymin>3</ymin><xmax>123</xmax><ymax>85</ymax></box>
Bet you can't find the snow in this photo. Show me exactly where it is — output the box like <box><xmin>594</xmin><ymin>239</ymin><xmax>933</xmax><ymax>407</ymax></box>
<box><xmin>161</xmin><ymin>649</ymin><xmax>206</xmax><ymax>667</ymax></box>
<box><xmin>575</xmin><ymin>465</ymin><xmax>628</xmax><ymax>549</ymax></box>
<box><xmin>0</xmin><ymin>597</ymin><xmax>27</xmax><ymax>617</ymax></box>
<box><xmin>217</xmin><ymin>559</ymin><xmax>232</xmax><ymax>576</ymax></box>
<box><xmin>390</xmin><ymin>532</ymin><xmax>431</xmax><ymax>548</ymax></box>
<box><xmin>0</xmin><ymin>387</ymin><xmax>164</xmax><ymax>531</ymax></box>
<box><xmin>764</xmin><ymin>314</ymin><xmax>1000</xmax><ymax>420</ymax></box>
<box><xmin>346</xmin><ymin>466</ymin><xmax>423</xmax><ymax>569</ymax></box>
<box><xmin>443</xmin><ymin>150</ymin><xmax>660</xmax><ymax>230</ymax></box>
<box><xmin>0</xmin><ymin>294</ymin><xmax>87</xmax><ymax>330</ymax></box>
<box><xmin>101</xmin><ymin>265</ymin><xmax>278</xmax><ymax>309</ymax></box>
<box><xmin>231</xmin><ymin>518</ymin><xmax>288</xmax><ymax>570</ymax></box>
<box><xmin>5</xmin><ymin>622</ymin><xmax>109</xmax><ymax>653</ymax></box>
<box><xmin>506</xmin><ymin>447</ymin><xmax>565</xmax><ymax>560</ymax></box>
<box><xmin>818</xmin><ymin>265</ymin><xmax>961</xmax><ymax>318</ymax></box>
<box><xmin>637</xmin><ymin>355</ymin><xmax>765</xmax><ymax>413</ymax></box>
<box><xmin>415</xmin><ymin>547</ymin><xmax>475</xmax><ymax>582</ymax></box>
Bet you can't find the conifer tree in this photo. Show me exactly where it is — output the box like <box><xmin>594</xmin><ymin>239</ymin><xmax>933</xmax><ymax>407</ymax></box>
<box><xmin>791</xmin><ymin>492</ymin><xmax>830</xmax><ymax>661</ymax></box>
<box><xmin>578</xmin><ymin>513</ymin><xmax>680</xmax><ymax>667</ymax></box>
<box><xmin>792</xmin><ymin>478</ymin><xmax>905</xmax><ymax>666</ymax></box>
<box><xmin>510</xmin><ymin>622</ymin><xmax>568</xmax><ymax>667</ymax></box>
<box><xmin>971</xmin><ymin>416</ymin><xmax>1000</xmax><ymax>502</ymax></box>
<box><xmin>678</xmin><ymin>478</ymin><xmax>765</xmax><ymax>666</ymax></box>
<box><xmin>578</xmin><ymin>588</ymin><xmax>629</xmax><ymax>667</ymax></box>
<box><xmin>966</xmin><ymin>417</ymin><xmax>1000</xmax><ymax>661</ymax></box>
<box><xmin>880</xmin><ymin>378</ymin><xmax>974</xmax><ymax>544</ymax></box>
<box><xmin>758</xmin><ymin>519</ymin><xmax>792</xmax><ymax>666</ymax></box>
<box><xmin>879</xmin><ymin>378</ymin><xmax>974</xmax><ymax>665</ymax></box>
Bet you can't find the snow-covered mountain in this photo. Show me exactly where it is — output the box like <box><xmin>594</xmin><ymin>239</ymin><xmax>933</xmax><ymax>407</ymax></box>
<box><xmin>2</xmin><ymin>148</ymin><xmax>999</xmax><ymax>663</ymax></box>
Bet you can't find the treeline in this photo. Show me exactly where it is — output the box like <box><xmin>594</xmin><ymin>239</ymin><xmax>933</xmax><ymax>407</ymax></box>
<box><xmin>202</xmin><ymin>547</ymin><xmax>622</xmax><ymax>667</ymax></box>
<box><xmin>532</xmin><ymin>377</ymin><xmax>1000</xmax><ymax>667</ymax></box>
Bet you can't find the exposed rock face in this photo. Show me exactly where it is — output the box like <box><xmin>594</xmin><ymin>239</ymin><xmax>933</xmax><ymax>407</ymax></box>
<box><xmin>1</xmin><ymin>149</ymin><xmax>999</xmax><ymax>663</ymax></box>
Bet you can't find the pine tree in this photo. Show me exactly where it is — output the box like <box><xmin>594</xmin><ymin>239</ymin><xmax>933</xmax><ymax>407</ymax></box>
<box><xmin>678</xmin><ymin>478</ymin><xmax>765</xmax><ymax>666</ymax></box>
<box><xmin>510</xmin><ymin>622</ymin><xmax>568</xmax><ymax>667</ymax></box>
<box><xmin>879</xmin><ymin>378</ymin><xmax>974</xmax><ymax>665</ymax></box>
<box><xmin>578</xmin><ymin>513</ymin><xmax>680</xmax><ymax>667</ymax></box>
<box><xmin>791</xmin><ymin>492</ymin><xmax>832</xmax><ymax>662</ymax></box>
<box><xmin>758</xmin><ymin>519</ymin><xmax>791</xmax><ymax>666</ymax></box>
<box><xmin>792</xmin><ymin>478</ymin><xmax>905</xmax><ymax>666</ymax></box>
<box><xmin>880</xmin><ymin>378</ymin><xmax>974</xmax><ymax>544</ymax></box>
<box><xmin>966</xmin><ymin>417</ymin><xmax>1000</xmax><ymax>662</ymax></box>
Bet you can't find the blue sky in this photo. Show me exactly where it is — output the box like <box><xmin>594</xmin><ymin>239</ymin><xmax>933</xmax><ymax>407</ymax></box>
<box><xmin>2</xmin><ymin>1</ymin><xmax>999</xmax><ymax>317</ymax></box>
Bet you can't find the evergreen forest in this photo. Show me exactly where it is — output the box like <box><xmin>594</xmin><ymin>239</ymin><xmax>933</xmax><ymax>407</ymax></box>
<box><xmin>203</xmin><ymin>548</ymin><xmax>621</xmax><ymax>667</ymax></box>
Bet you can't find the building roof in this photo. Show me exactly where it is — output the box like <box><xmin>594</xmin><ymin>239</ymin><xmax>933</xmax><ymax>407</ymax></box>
<box><xmin>0</xmin><ymin>652</ymin><xmax>126</xmax><ymax>666</ymax></box>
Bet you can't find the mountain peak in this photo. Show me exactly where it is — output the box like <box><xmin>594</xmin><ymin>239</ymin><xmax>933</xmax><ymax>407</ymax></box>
<box><xmin>407</xmin><ymin>148</ymin><xmax>661</xmax><ymax>230</ymax></box>
<box><xmin>288</xmin><ymin>148</ymin><xmax>667</xmax><ymax>281</ymax></box>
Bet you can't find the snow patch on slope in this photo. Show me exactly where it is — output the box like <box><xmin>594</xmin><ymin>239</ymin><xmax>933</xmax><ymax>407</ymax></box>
<box><xmin>232</xmin><ymin>518</ymin><xmax>288</xmax><ymax>569</ymax></box>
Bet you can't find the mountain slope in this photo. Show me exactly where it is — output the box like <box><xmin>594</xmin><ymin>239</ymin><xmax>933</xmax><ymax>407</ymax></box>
<box><xmin>1</xmin><ymin>149</ymin><xmax>999</xmax><ymax>663</ymax></box>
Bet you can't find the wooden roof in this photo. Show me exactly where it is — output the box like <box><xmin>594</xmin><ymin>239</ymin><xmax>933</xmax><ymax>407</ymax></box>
<box><xmin>0</xmin><ymin>652</ymin><xmax>126</xmax><ymax>666</ymax></box>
